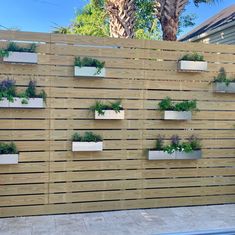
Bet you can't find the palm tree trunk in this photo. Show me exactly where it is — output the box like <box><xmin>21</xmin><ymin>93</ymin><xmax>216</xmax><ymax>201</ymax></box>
<box><xmin>155</xmin><ymin>0</ymin><xmax>188</xmax><ymax>41</ymax></box>
<box><xmin>106</xmin><ymin>0</ymin><xmax>135</xmax><ymax>38</ymax></box>
<box><xmin>161</xmin><ymin>14</ymin><xmax>178</xmax><ymax>41</ymax></box>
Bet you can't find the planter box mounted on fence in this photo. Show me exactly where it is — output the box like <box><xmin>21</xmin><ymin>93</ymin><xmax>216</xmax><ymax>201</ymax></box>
<box><xmin>148</xmin><ymin>150</ymin><xmax>201</xmax><ymax>160</ymax></box>
<box><xmin>178</xmin><ymin>61</ymin><xmax>207</xmax><ymax>72</ymax></box>
<box><xmin>0</xmin><ymin>154</ymin><xmax>19</xmax><ymax>164</ymax></box>
<box><xmin>72</xmin><ymin>142</ymin><xmax>103</xmax><ymax>152</ymax></box>
<box><xmin>0</xmin><ymin>98</ymin><xmax>45</xmax><ymax>109</ymax></box>
<box><xmin>213</xmin><ymin>83</ymin><xmax>235</xmax><ymax>93</ymax></box>
<box><xmin>3</xmin><ymin>52</ymin><xmax>38</xmax><ymax>64</ymax></box>
<box><xmin>74</xmin><ymin>67</ymin><xmax>105</xmax><ymax>77</ymax></box>
<box><xmin>95</xmin><ymin>110</ymin><xmax>124</xmax><ymax>120</ymax></box>
<box><xmin>164</xmin><ymin>111</ymin><xmax>192</xmax><ymax>120</ymax></box>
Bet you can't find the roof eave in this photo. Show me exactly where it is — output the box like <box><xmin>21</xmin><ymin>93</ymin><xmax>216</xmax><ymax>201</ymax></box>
<box><xmin>180</xmin><ymin>20</ymin><xmax>235</xmax><ymax>42</ymax></box>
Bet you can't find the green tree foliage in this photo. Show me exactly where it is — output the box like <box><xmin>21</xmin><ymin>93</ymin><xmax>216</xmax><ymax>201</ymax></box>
<box><xmin>53</xmin><ymin>0</ymin><xmax>196</xmax><ymax>40</ymax></box>
<box><xmin>71</xmin><ymin>2</ymin><xmax>109</xmax><ymax>36</ymax></box>
<box><xmin>135</xmin><ymin>0</ymin><xmax>161</xmax><ymax>40</ymax></box>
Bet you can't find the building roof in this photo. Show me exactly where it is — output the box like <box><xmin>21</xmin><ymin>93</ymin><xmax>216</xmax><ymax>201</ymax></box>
<box><xmin>179</xmin><ymin>4</ymin><xmax>235</xmax><ymax>41</ymax></box>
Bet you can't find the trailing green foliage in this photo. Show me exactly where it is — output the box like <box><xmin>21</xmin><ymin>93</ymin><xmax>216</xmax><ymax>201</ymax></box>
<box><xmin>0</xmin><ymin>42</ymin><xmax>37</xmax><ymax>57</ymax></box>
<box><xmin>74</xmin><ymin>57</ymin><xmax>105</xmax><ymax>75</ymax></box>
<box><xmin>72</xmin><ymin>132</ymin><xmax>103</xmax><ymax>142</ymax></box>
<box><xmin>212</xmin><ymin>67</ymin><xmax>235</xmax><ymax>86</ymax></box>
<box><xmin>0</xmin><ymin>79</ymin><xmax>46</xmax><ymax>104</ymax></box>
<box><xmin>0</xmin><ymin>142</ymin><xmax>18</xmax><ymax>154</ymax></box>
<box><xmin>0</xmin><ymin>49</ymin><xmax>9</xmax><ymax>58</ymax></box>
<box><xmin>154</xmin><ymin>135</ymin><xmax>201</xmax><ymax>154</ymax></box>
<box><xmin>90</xmin><ymin>100</ymin><xmax>123</xmax><ymax>115</ymax></box>
<box><xmin>180</xmin><ymin>52</ymin><xmax>204</xmax><ymax>61</ymax></box>
<box><xmin>158</xmin><ymin>97</ymin><xmax>198</xmax><ymax>112</ymax></box>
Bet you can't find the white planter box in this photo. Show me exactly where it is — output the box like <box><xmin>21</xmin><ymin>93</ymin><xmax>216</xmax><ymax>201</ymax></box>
<box><xmin>164</xmin><ymin>111</ymin><xmax>192</xmax><ymax>120</ymax></box>
<box><xmin>213</xmin><ymin>83</ymin><xmax>235</xmax><ymax>93</ymax></box>
<box><xmin>148</xmin><ymin>150</ymin><xmax>201</xmax><ymax>160</ymax></box>
<box><xmin>95</xmin><ymin>110</ymin><xmax>125</xmax><ymax>120</ymax></box>
<box><xmin>0</xmin><ymin>154</ymin><xmax>19</xmax><ymax>164</ymax></box>
<box><xmin>178</xmin><ymin>61</ymin><xmax>207</xmax><ymax>72</ymax></box>
<box><xmin>72</xmin><ymin>142</ymin><xmax>103</xmax><ymax>152</ymax></box>
<box><xmin>3</xmin><ymin>52</ymin><xmax>38</xmax><ymax>64</ymax></box>
<box><xmin>0</xmin><ymin>98</ymin><xmax>45</xmax><ymax>109</ymax></box>
<box><xmin>74</xmin><ymin>66</ymin><xmax>105</xmax><ymax>77</ymax></box>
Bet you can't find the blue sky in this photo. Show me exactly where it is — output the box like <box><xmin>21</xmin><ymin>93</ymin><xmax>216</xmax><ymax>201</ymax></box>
<box><xmin>0</xmin><ymin>0</ymin><xmax>234</xmax><ymax>36</ymax></box>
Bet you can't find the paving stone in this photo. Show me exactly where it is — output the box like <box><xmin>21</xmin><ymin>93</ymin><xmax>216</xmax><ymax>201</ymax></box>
<box><xmin>0</xmin><ymin>204</ymin><xmax>234</xmax><ymax>235</ymax></box>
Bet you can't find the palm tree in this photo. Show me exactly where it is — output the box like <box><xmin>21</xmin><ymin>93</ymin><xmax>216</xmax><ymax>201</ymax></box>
<box><xmin>106</xmin><ymin>0</ymin><xmax>136</xmax><ymax>38</ymax></box>
<box><xmin>154</xmin><ymin>0</ymin><xmax>217</xmax><ymax>41</ymax></box>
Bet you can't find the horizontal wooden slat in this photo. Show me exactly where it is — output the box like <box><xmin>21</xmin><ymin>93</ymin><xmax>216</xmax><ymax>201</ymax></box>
<box><xmin>49</xmin><ymin>168</ymin><xmax>235</xmax><ymax>182</ymax></box>
<box><xmin>49</xmin><ymin>185</ymin><xmax>235</xmax><ymax>203</ymax></box>
<box><xmin>49</xmin><ymin>176</ymin><xmax>235</xmax><ymax>193</ymax></box>
<box><xmin>0</xmin><ymin>184</ymin><xmax>47</xmax><ymax>196</ymax></box>
<box><xmin>0</xmin><ymin>195</ymin><xmax>235</xmax><ymax>217</ymax></box>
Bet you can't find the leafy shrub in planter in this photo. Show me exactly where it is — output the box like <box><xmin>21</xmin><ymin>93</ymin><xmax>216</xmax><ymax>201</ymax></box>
<box><xmin>90</xmin><ymin>100</ymin><xmax>123</xmax><ymax>116</ymax></box>
<box><xmin>0</xmin><ymin>79</ymin><xmax>46</xmax><ymax>104</ymax></box>
<box><xmin>158</xmin><ymin>97</ymin><xmax>198</xmax><ymax>112</ymax></box>
<box><xmin>0</xmin><ymin>142</ymin><xmax>18</xmax><ymax>154</ymax></box>
<box><xmin>180</xmin><ymin>52</ymin><xmax>204</xmax><ymax>61</ymax></box>
<box><xmin>154</xmin><ymin>135</ymin><xmax>201</xmax><ymax>154</ymax></box>
<box><xmin>212</xmin><ymin>67</ymin><xmax>235</xmax><ymax>86</ymax></box>
<box><xmin>72</xmin><ymin>132</ymin><xmax>103</xmax><ymax>142</ymax></box>
<box><xmin>74</xmin><ymin>56</ymin><xmax>105</xmax><ymax>75</ymax></box>
<box><xmin>0</xmin><ymin>42</ymin><xmax>37</xmax><ymax>57</ymax></box>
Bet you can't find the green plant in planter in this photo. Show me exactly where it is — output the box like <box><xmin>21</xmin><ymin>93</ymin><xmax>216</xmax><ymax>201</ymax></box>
<box><xmin>153</xmin><ymin>135</ymin><xmax>201</xmax><ymax>154</ymax></box>
<box><xmin>155</xmin><ymin>135</ymin><xmax>164</xmax><ymax>150</ymax></box>
<box><xmin>24</xmin><ymin>80</ymin><xmax>47</xmax><ymax>102</ymax></box>
<box><xmin>158</xmin><ymin>97</ymin><xmax>198</xmax><ymax>112</ymax></box>
<box><xmin>164</xmin><ymin>135</ymin><xmax>181</xmax><ymax>154</ymax></box>
<box><xmin>188</xmin><ymin>135</ymin><xmax>201</xmax><ymax>150</ymax></box>
<box><xmin>72</xmin><ymin>132</ymin><xmax>103</xmax><ymax>142</ymax></box>
<box><xmin>180</xmin><ymin>52</ymin><xmax>204</xmax><ymax>61</ymax></box>
<box><xmin>0</xmin><ymin>42</ymin><xmax>37</xmax><ymax>58</ymax></box>
<box><xmin>212</xmin><ymin>67</ymin><xmax>235</xmax><ymax>86</ymax></box>
<box><xmin>74</xmin><ymin>56</ymin><xmax>105</xmax><ymax>75</ymax></box>
<box><xmin>0</xmin><ymin>79</ymin><xmax>46</xmax><ymax>104</ymax></box>
<box><xmin>90</xmin><ymin>100</ymin><xmax>123</xmax><ymax>116</ymax></box>
<box><xmin>0</xmin><ymin>142</ymin><xmax>18</xmax><ymax>154</ymax></box>
<box><xmin>6</xmin><ymin>42</ymin><xmax>37</xmax><ymax>53</ymax></box>
<box><xmin>0</xmin><ymin>79</ymin><xmax>17</xmax><ymax>102</ymax></box>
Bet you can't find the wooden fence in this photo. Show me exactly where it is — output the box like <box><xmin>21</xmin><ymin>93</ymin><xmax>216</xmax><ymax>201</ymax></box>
<box><xmin>0</xmin><ymin>30</ymin><xmax>234</xmax><ymax>217</ymax></box>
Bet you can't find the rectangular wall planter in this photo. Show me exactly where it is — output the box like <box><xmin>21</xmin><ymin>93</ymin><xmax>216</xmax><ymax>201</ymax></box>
<box><xmin>0</xmin><ymin>154</ymin><xmax>19</xmax><ymax>164</ymax></box>
<box><xmin>164</xmin><ymin>111</ymin><xmax>192</xmax><ymax>120</ymax></box>
<box><xmin>72</xmin><ymin>142</ymin><xmax>103</xmax><ymax>152</ymax></box>
<box><xmin>0</xmin><ymin>98</ymin><xmax>45</xmax><ymax>109</ymax></box>
<box><xmin>95</xmin><ymin>110</ymin><xmax>125</xmax><ymax>120</ymax></box>
<box><xmin>178</xmin><ymin>61</ymin><xmax>208</xmax><ymax>72</ymax></box>
<box><xmin>148</xmin><ymin>150</ymin><xmax>201</xmax><ymax>160</ymax></box>
<box><xmin>3</xmin><ymin>52</ymin><xmax>38</xmax><ymax>64</ymax></box>
<box><xmin>74</xmin><ymin>66</ymin><xmax>105</xmax><ymax>77</ymax></box>
<box><xmin>213</xmin><ymin>83</ymin><xmax>235</xmax><ymax>93</ymax></box>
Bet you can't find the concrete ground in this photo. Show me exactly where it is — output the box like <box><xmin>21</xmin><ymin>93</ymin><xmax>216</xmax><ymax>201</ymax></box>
<box><xmin>0</xmin><ymin>204</ymin><xmax>234</xmax><ymax>235</ymax></box>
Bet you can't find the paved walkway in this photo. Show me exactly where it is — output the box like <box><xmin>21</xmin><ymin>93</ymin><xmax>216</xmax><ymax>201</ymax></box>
<box><xmin>0</xmin><ymin>204</ymin><xmax>235</xmax><ymax>235</ymax></box>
